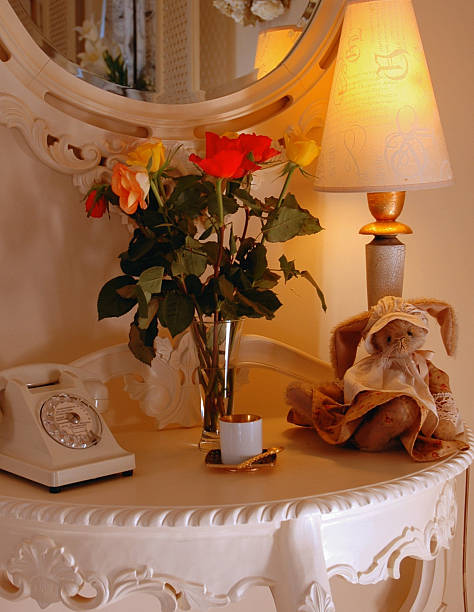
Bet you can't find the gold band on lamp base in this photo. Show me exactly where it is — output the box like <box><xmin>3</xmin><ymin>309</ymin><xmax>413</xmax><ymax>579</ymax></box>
<box><xmin>360</xmin><ymin>192</ymin><xmax>412</xmax><ymax>308</ymax></box>
<box><xmin>360</xmin><ymin>192</ymin><xmax>413</xmax><ymax>236</ymax></box>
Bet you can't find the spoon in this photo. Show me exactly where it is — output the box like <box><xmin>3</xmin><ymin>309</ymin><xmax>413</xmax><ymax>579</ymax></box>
<box><xmin>236</xmin><ymin>447</ymin><xmax>284</xmax><ymax>469</ymax></box>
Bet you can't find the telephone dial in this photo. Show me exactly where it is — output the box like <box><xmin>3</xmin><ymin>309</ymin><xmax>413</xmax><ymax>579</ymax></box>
<box><xmin>0</xmin><ymin>363</ymin><xmax>135</xmax><ymax>492</ymax></box>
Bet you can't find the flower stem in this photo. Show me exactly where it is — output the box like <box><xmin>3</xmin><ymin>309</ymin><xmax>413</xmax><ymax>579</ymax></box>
<box><xmin>150</xmin><ymin>178</ymin><xmax>164</xmax><ymax>209</ymax></box>
<box><xmin>276</xmin><ymin>164</ymin><xmax>296</xmax><ymax>210</ymax></box>
<box><xmin>215</xmin><ymin>177</ymin><xmax>224</xmax><ymax>227</ymax></box>
<box><xmin>241</xmin><ymin>207</ymin><xmax>250</xmax><ymax>246</ymax></box>
<box><xmin>157</xmin><ymin>175</ymin><xmax>167</xmax><ymax>200</ymax></box>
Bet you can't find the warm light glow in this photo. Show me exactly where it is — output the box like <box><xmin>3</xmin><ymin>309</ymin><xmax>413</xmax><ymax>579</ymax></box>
<box><xmin>314</xmin><ymin>0</ymin><xmax>453</xmax><ymax>192</ymax></box>
<box><xmin>254</xmin><ymin>26</ymin><xmax>302</xmax><ymax>79</ymax></box>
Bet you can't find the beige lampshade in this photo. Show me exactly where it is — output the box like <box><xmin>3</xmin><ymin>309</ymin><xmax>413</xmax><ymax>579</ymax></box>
<box><xmin>314</xmin><ymin>0</ymin><xmax>453</xmax><ymax>192</ymax></box>
<box><xmin>254</xmin><ymin>26</ymin><xmax>302</xmax><ymax>79</ymax></box>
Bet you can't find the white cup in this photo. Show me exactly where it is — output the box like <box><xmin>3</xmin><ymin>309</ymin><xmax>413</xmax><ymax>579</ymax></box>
<box><xmin>219</xmin><ymin>414</ymin><xmax>262</xmax><ymax>465</ymax></box>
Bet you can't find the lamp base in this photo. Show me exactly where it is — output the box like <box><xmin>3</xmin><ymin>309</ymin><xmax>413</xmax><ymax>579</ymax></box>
<box><xmin>365</xmin><ymin>236</ymin><xmax>405</xmax><ymax>308</ymax></box>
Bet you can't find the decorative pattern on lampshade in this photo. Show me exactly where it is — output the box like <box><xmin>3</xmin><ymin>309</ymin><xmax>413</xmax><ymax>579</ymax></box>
<box><xmin>314</xmin><ymin>0</ymin><xmax>453</xmax><ymax>192</ymax></box>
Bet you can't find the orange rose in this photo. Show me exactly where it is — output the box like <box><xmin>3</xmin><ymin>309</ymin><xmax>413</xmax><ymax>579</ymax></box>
<box><xmin>111</xmin><ymin>163</ymin><xmax>150</xmax><ymax>214</ymax></box>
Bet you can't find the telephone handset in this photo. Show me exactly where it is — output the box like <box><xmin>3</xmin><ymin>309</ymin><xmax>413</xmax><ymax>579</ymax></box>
<box><xmin>0</xmin><ymin>363</ymin><xmax>135</xmax><ymax>492</ymax></box>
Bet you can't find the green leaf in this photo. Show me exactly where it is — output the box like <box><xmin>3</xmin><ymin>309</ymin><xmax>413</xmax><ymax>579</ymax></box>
<box><xmin>135</xmin><ymin>284</ymin><xmax>150</xmax><ymax>322</ymax></box>
<box><xmin>138</xmin><ymin>266</ymin><xmax>164</xmax><ymax>295</ymax></box>
<box><xmin>207</xmin><ymin>193</ymin><xmax>239</xmax><ymax>218</ymax></box>
<box><xmin>203</xmin><ymin>322</ymin><xmax>229</xmax><ymax>352</ymax></box>
<box><xmin>228</xmin><ymin>266</ymin><xmax>252</xmax><ymax>291</ymax></box>
<box><xmin>172</xmin><ymin>242</ymin><xmax>207</xmax><ymax>277</ymax></box>
<box><xmin>234</xmin><ymin>188</ymin><xmax>254</xmax><ymax>204</ymax></box>
<box><xmin>264</xmin><ymin>196</ymin><xmax>279</xmax><ymax>211</ymax></box>
<box><xmin>197</xmin><ymin>279</ymin><xmax>217</xmax><ymax>315</ymax></box>
<box><xmin>244</xmin><ymin>243</ymin><xmax>267</xmax><ymax>281</ymax></box>
<box><xmin>185</xmin><ymin>274</ymin><xmax>202</xmax><ymax>296</ymax></box>
<box><xmin>236</xmin><ymin>237</ymin><xmax>255</xmax><ymax>261</ymax></box>
<box><xmin>218</xmin><ymin>276</ymin><xmax>235</xmax><ymax>300</ymax></box>
<box><xmin>104</xmin><ymin>50</ymin><xmax>128</xmax><ymax>86</ymax></box>
<box><xmin>298</xmin><ymin>215</ymin><xmax>323</xmax><ymax>236</ymax></box>
<box><xmin>135</xmin><ymin>285</ymin><xmax>160</xmax><ymax>330</ymax></box>
<box><xmin>120</xmin><ymin>251</ymin><xmax>169</xmax><ymax>277</ymax></box>
<box><xmin>234</xmin><ymin>189</ymin><xmax>264</xmax><ymax>216</ymax></box>
<box><xmin>116</xmin><ymin>284</ymin><xmax>137</xmax><ymax>299</ymax></box>
<box><xmin>236</xmin><ymin>288</ymin><xmax>282</xmax><ymax>319</ymax></box>
<box><xmin>181</xmin><ymin>237</ymin><xmax>207</xmax><ymax>276</ymax></box>
<box><xmin>128</xmin><ymin>321</ymin><xmax>156</xmax><ymax>366</ymax></box>
<box><xmin>279</xmin><ymin>254</ymin><xmax>299</xmax><ymax>281</ymax></box>
<box><xmin>140</xmin><ymin>209</ymin><xmax>166</xmax><ymax>230</ymax></box>
<box><xmin>263</xmin><ymin>205</ymin><xmax>304</xmax><ymax>242</ymax></box>
<box><xmin>229</xmin><ymin>226</ymin><xmax>237</xmax><ymax>256</ymax></box>
<box><xmin>301</xmin><ymin>270</ymin><xmax>327</xmax><ymax>312</ymax></box>
<box><xmin>198</xmin><ymin>225</ymin><xmax>214</xmax><ymax>240</ymax></box>
<box><xmin>138</xmin><ymin>296</ymin><xmax>160</xmax><ymax>330</ymax></box>
<box><xmin>97</xmin><ymin>276</ymin><xmax>137</xmax><ymax>320</ymax></box>
<box><xmin>201</xmin><ymin>241</ymin><xmax>219</xmax><ymax>265</ymax></box>
<box><xmin>171</xmin><ymin>257</ymin><xmax>185</xmax><ymax>276</ymax></box>
<box><xmin>253</xmin><ymin>269</ymin><xmax>280</xmax><ymax>289</ymax></box>
<box><xmin>160</xmin><ymin>293</ymin><xmax>194</xmax><ymax>337</ymax></box>
<box><xmin>263</xmin><ymin>194</ymin><xmax>323</xmax><ymax>243</ymax></box>
<box><xmin>127</xmin><ymin>230</ymin><xmax>157</xmax><ymax>261</ymax></box>
<box><xmin>220</xmin><ymin>299</ymin><xmax>240</xmax><ymax>320</ymax></box>
<box><xmin>222</xmin><ymin>195</ymin><xmax>239</xmax><ymax>216</ymax></box>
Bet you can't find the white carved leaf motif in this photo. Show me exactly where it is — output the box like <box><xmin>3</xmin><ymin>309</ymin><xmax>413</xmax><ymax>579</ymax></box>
<box><xmin>124</xmin><ymin>331</ymin><xmax>201</xmax><ymax>429</ymax></box>
<box><xmin>4</xmin><ymin>536</ymin><xmax>82</xmax><ymax>609</ymax></box>
<box><xmin>298</xmin><ymin>581</ymin><xmax>335</xmax><ymax>612</ymax></box>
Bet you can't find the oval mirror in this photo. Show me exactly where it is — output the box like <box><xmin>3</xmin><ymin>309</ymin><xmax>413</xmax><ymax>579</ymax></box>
<box><xmin>9</xmin><ymin>0</ymin><xmax>326</xmax><ymax>103</ymax></box>
<box><xmin>1</xmin><ymin>0</ymin><xmax>343</xmax><ymax>139</ymax></box>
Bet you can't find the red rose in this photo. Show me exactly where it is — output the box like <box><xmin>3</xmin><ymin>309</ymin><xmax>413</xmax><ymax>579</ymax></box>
<box><xmin>85</xmin><ymin>190</ymin><xmax>108</xmax><ymax>218</ymax></box>
<box><xmin>189</xmin><ymin>132</ymin><xmax>279</xmax><ymax>179</ymax></box>
<box><xmin>190</xmin><ymin>133</ymin><xmax>246</xmax><ymax>178</ymax></box>
<box><xmin>238</xmin><ymin>133</ymin><xmax>279</xmax><ymax>164</ymax></box>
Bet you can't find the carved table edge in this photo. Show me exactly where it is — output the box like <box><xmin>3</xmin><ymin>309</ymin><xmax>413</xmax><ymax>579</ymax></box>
<box><xmin>0</xmin><ymin>429</ymin><xmax>471</xmax><ymax>529</ymax></box>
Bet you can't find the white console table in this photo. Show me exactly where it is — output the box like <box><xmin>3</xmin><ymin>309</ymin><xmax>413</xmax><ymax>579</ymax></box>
<box><xmin>0</xmin><ymin>416</ymin><xmax>471</xmax><ymax>611</ymax></box>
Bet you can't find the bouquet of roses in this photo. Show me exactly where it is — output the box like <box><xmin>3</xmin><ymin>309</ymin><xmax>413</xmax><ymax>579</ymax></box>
<box><xmin>86</xmin><ymin>130</ymin><xmax>325</xmax><ymax>368</ymax></box>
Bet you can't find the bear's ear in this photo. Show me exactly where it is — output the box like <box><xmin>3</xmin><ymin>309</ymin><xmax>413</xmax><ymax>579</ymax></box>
<box><xmin>410</xmin><ymin>298</ymin><xmax>457</xmax><ymax>355</ymax></box>
<box><xmin>330</xmin><ymin>311</ymin><xmax>370</xmax><ymax>379</ymax></box>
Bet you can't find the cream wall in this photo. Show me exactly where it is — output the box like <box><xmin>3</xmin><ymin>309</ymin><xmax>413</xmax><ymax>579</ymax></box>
<box><xmin>0</xmin><ymin>0</ymin><xmax>472</xmax><ymax>610</ymax></box>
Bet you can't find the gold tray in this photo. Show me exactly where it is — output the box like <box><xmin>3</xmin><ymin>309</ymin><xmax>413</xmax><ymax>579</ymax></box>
<box><xmin>205</xmin><ymin>448</ymin><xmax>279</xmax><ymax>472</ymax></box>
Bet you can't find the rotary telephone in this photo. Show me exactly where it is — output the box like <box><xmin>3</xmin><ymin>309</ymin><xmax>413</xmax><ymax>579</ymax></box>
<box><xmin>0</xmin><ymin>363</ymin><xmax>135</xmax><ymax>492</ymax></box>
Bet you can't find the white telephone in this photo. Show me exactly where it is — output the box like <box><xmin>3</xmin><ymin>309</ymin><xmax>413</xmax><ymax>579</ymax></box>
<box><xmin>0</xmin><ymin>363</ymin><xmax>135</xmax><ymax>492</ymax></box>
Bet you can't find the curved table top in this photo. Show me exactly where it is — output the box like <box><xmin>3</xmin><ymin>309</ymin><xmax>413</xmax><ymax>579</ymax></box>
<box><xmin>0</xmin><ymin>418</ymin><xmax>472</xmax><ymax>529</ymax></box>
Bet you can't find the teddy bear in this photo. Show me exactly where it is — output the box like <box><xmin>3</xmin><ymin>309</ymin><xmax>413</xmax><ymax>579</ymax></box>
<box><xmin>286</xmin><ymin>296</ymin><xmax>469</xmax><ymax>461</ymax></box>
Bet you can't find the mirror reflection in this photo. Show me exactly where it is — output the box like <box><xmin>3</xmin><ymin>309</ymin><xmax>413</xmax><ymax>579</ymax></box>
<box><xmin>10</xmin><ymin>0</ymin><xmax>321</xmax><ymax>103</ymax></box>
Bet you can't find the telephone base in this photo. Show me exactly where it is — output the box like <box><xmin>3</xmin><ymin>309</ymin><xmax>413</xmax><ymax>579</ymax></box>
<box><xmin>48</xmin><ymin>468</ymin><xmax>134</xmax><ymax>493</ymax></box>
<box><xmin>0</xmin><ymin>450</ymin><xmax>136</xmax><ymax>489</ymax></box>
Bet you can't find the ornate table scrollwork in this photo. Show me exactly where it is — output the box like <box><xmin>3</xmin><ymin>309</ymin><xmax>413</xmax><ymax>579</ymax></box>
<box><xmin>327</xmin><ymin>479</ymin><xmax>458</xmax><ymax>585</ymax></box>
<box><xmin>1</xmin><ymin>535</ymin><xmax>278</xmax><ymax>611</ymax></box>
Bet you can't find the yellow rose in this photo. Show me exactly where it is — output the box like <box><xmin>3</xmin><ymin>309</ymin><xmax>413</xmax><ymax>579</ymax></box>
<box><xmin>284</xmin><ymin>132</ymin><xmax>321</xmax><ymax>167</ymax></box>
<box><xmin>126</xmin><ymin>139</ymin><xmax>166</xmax><ymax>173</ymax></box>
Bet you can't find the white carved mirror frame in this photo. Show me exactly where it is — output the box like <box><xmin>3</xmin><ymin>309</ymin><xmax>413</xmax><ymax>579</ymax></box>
<box><xmin>0</xmin><ymin>0</ymin><xmax>344</xmax><ymax>194</ymax></box>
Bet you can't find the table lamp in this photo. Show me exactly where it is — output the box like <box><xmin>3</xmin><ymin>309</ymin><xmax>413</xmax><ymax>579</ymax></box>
<box><xmin>314</xmin><ymin>0</ymin><xmax>452</xmax><ymax>307</ymax></box>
